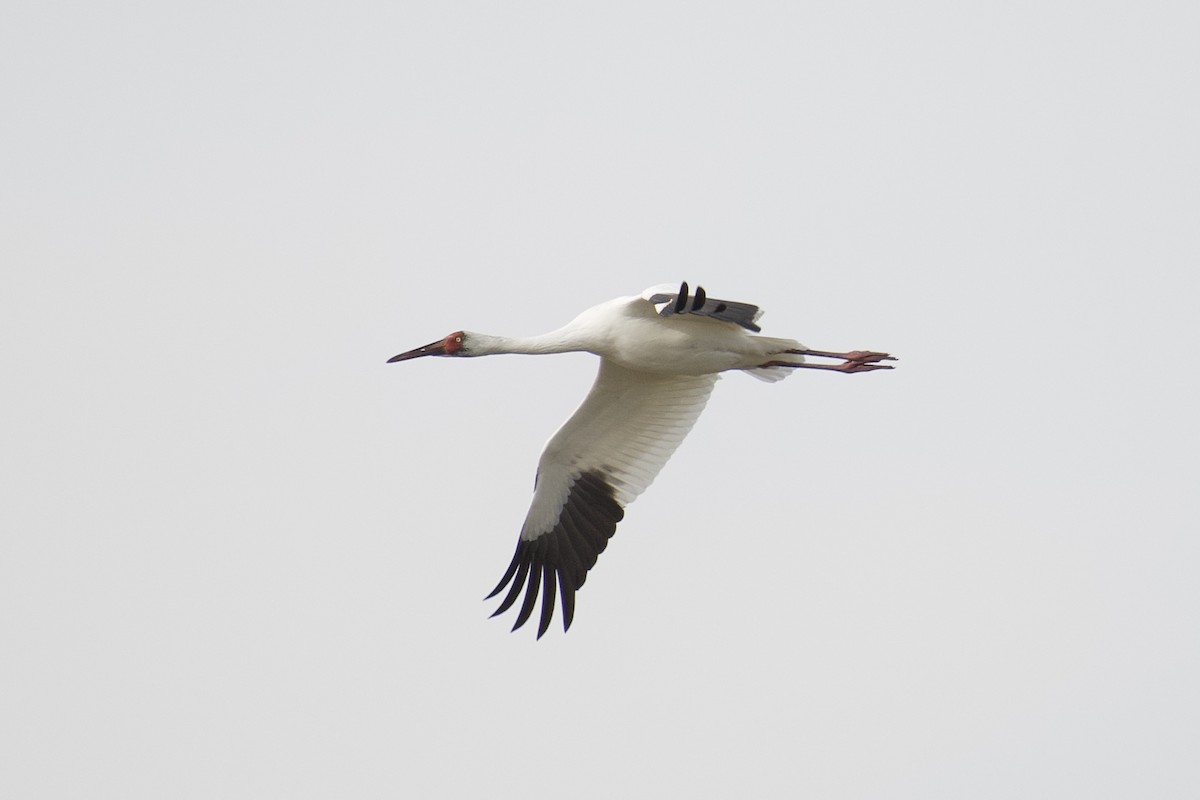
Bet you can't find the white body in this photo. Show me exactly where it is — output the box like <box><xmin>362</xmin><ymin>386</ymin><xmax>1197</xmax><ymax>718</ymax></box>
<box><xmin>468</xmin><ymin>287</ymin><xmax>806</xmax><ymax>380</ymax></box>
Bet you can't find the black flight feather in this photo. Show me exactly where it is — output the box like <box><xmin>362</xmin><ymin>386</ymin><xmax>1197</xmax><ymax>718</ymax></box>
<box><xmin>651</xmin><ymin>282</ymin><xmax>763</xmax><ymax>332</ymax></box>
<box><xmin>487</xmin><ymin>469</ymin><xmax>623</xmax><ymax>637</ymax></box>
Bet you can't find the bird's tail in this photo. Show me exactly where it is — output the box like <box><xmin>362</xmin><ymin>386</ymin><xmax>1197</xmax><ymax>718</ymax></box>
<box><xmin>743</xmin><ymin>336</ymin><xmax>805</xmax><ymax>383</ymax></box>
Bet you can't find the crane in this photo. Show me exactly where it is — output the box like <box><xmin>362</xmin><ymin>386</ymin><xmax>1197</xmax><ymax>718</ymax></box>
<box><xmin>387</xmin><ymin>282</ymin><xmax>895</xmax><ymax>638</ymax></box>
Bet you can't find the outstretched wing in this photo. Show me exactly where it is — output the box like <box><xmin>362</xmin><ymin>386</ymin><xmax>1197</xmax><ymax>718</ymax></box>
<box><xmin>646</xmin><ymin>281</ymin><xmax>763</xmax><ymax>332</ymax></box>
<box><xmin>486</xmin><ymin>359</ymin><xmax>718</xmax><ymax>637</ymax></box>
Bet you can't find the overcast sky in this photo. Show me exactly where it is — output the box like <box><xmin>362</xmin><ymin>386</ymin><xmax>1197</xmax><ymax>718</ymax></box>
<box><xmin>3</xmin><ymin>2</ymin><xmax>1198</xmax><ymax>797</ymax></box>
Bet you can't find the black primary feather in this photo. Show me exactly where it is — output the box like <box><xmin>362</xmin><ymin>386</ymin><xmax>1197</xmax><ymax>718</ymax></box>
<box><xmin>650</xmin><ymin>282</ymin><xmax>763</xmax><ymax>332</ymax></box>
<box><xmin>486</xmin><ymin>471</ymin><xmax>624</xmax><ymax>638</ymax></box>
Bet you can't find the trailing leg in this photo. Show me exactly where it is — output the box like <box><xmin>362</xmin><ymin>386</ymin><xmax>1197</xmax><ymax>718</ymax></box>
<box><xmin>759</xmin><ymin>348</ymin><xmax>896</xmax><ymax>374</ymax></box>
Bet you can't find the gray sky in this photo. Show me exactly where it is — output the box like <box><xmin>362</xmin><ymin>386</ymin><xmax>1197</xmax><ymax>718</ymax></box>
<box><xmin>3</xmin><ymin>2</ymin><xmax>1198</xmax><ymax>797</ymax></box>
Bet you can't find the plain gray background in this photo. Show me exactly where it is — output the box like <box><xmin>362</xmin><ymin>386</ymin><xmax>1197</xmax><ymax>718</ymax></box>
<box><xmin>3</xmin><ymin>2</ymin><xmax>1197</xmax><ymax>797</ymax></box>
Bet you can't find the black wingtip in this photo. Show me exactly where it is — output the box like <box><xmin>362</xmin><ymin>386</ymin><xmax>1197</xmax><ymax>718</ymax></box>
<box><xmin>489</xmin><ymin>556</ymin><xmax>531</xmax><ymax>617</ymax></box>
<box><xmin>486</xmin><ymin>470</ymin><xmax>625</xmax><ymax>639</ymax></box>
<box><xmin>512</xmin><ymin>562</ymin><xmax>542</xmax><ymax>632</ymax></box>
<box><xmin>561</xmin><ymin>580</ymin><xmax>576</xmax><ymax>633</ymax></box>
<box><xmin>485</xmin><ymin>544</ymin><xmax>522</xmax><ymax>599</ymax></box>
<box><xmin>536</xmin><ymin>553</ymin><xmax>557</xmax><ymax>639</ymax></box>
<box><xmin>674</xmin><ymin>281</ymin><xmax>689</xmax><ymax>313</ymax></box>
<box><xmin>692</xmin><ymin>285</ymin><xmax>706</xmax><ymax>310</ymax></box>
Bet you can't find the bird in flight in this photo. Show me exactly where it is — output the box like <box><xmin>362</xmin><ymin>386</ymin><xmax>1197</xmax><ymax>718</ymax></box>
<box><xmin>388</xmin><ymin>282</ymin><xmax>895</xmax><ymax>638</ymax></box>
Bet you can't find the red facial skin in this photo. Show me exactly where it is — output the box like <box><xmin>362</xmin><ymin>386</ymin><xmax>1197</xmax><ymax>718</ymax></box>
<box><xmin>444</xmin><ymin>332</ymin><xmax>465</xmax><ymax>355</ymax></box>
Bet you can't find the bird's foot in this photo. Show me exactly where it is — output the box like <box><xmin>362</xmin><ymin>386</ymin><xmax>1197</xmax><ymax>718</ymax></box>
<box><xmin>842</xmin><ymin>350</ymin><xmax>895</xmax><ymax>364</ymax></box>
<box><xmin>835</xmin><ymin>351</ymin><xmax>895</xmax><ymax>373</ymax></box>
<box><xmin>833</xmin><ymin>359</ymin><xmax>894</xmax><ymax>373</ymax></box>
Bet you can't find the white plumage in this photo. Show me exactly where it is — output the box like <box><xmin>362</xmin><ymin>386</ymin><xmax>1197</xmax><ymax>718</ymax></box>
<box><xmin>388</xmin><ymin>282</ymin><xmax>894</xmax><ymax>637</ymax></box>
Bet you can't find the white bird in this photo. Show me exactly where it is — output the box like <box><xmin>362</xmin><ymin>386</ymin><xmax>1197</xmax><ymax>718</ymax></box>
<box><xmin>388</xmin><ymin>282</ymin><xmax>894</xmax><ymax>638</ymax></box>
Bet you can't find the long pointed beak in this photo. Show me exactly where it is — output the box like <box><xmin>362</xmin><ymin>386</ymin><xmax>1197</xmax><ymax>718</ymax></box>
<box><xmin>387</xmin><ymin>339</ymin><xmax>448</xmax><ymax>363</ymax></box>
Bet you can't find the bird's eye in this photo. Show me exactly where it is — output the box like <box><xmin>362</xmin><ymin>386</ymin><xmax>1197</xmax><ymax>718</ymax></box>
<box><xmin>455</xmin><ymin>336</ymin><xmax>462</xmax><ymax>343</ymax></box>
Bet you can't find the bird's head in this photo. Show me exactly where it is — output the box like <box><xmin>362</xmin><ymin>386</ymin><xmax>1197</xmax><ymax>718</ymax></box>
<box><xmin>387</xmin><ymin>331</ymin><xmax>472</xmax><ymax>362</ymax></box>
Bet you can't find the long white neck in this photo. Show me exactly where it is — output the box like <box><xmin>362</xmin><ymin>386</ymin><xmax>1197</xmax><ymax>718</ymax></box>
<box><xmin>465</xmin><ymin>327</ymin><xmax>594</xmax><ymax>356</ymax></box>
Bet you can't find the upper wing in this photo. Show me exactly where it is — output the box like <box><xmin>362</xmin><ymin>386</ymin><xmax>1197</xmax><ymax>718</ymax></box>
<box><xmin>645</xmin><ymin>281</ymin><xmax>763</xmax><ymax>332</ymax></box>
<box><xmin>486</xmin><ymin>359</ymin><xmax>719</xmax><ymax>637</ymax></box>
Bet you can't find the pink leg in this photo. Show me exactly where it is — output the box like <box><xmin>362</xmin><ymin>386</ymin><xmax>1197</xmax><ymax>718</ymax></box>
<box><xmin>787</xmin><ymin>348</ymin><xmax>896</xmax><ymax>363</ymax></box>
<box><xmin>760</xmin><ymin>359</ymin><xmax>894</xmax><ymax>373</ymax></box>
<box><xmin>759</xmin><ymin>348</ymin><xmax>897</xmax><ymax>374</ymax></box>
